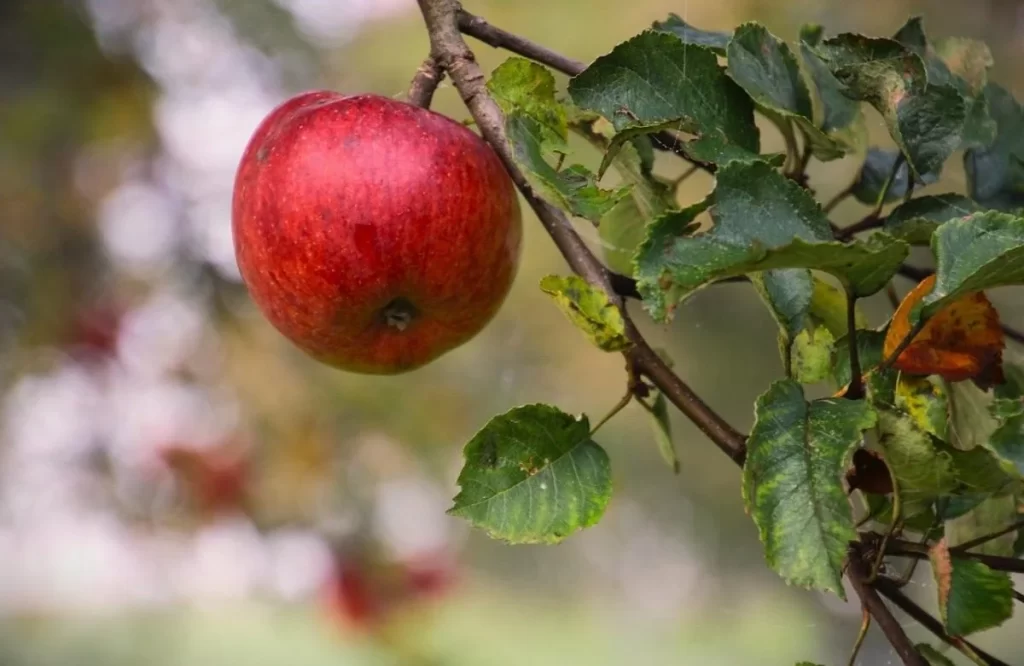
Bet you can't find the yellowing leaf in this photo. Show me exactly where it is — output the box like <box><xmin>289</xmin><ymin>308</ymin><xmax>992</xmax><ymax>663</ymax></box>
<box><xmin>884</xmin><ymin>275</ymin><xmax>1004</xmax><ymax>383</ymax></box>
<box><xmin>895</xmin><ymin>375</ymin><xmax>949</xmax><ymax>440</ymax></box>
<box><xmin>540</xmin><ymin>275</ymin><xmax>631</xmax><ymax>352</ymax></box>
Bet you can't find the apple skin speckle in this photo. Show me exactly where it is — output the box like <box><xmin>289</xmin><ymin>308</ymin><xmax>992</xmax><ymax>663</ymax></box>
<box><xmin>232</xmin><ymin>92</ymin><xmax>522</xmax><ymax>374</ymax></box>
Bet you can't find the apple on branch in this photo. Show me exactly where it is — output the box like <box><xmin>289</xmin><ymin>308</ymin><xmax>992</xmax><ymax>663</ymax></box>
<box><xmin>232</xmin><ymin>92</ymin><xmax>522</xmax><ymax>374</ymax></box>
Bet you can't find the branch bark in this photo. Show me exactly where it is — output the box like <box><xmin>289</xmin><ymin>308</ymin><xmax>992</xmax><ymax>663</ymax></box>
<box><xmin>416</xmin><ymin>0</ymin><xmax>747</xmax><ymax>463</ymax></box>
<box><xmin>407</xmin><ymin>56</ymin><xmax>444</xmax><ymax>107</ymax></box>
<box><xmin>886</xmin><ymin>538</ymin><xmax>1024</xmax><ymax>573</ymax></box>
<box><xmin>847</xmin><ymin>546</ymin><xmax>927</xmax><ymax>666</ymax></box>
<box><xmin>875</xmin><ymin>578</ymin><xmax>1011</xmax><ymax>666</ymax></box>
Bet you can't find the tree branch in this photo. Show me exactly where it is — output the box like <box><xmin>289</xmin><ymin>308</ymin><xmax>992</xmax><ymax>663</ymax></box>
<box><xmin>885</xmin><ymin>538</ymin><xmax>1024</xmax><ymax>573</ymax></box>
<box><xmin>847</xmin><ymin>546</ymin><xmax>927</xmax><ymax>666</ymax></box>
<box><xmin>407</xmin><ymin>56</ymin><xmax>445</xmax><ymax>107</ymax></box>
<box><xmin>875</xmin><ymin>578</ymin><xmax>1011</xmax><ymax>666</ymax></box>
<box><xmin>455</xmin><ymin>8</ymin><xmax>715</xmax><ymax>173</ymax></box>
<box><xmin>417</xmin><ymin>0</ymin><xmax>747</xmax><ymax>464</ymax></box>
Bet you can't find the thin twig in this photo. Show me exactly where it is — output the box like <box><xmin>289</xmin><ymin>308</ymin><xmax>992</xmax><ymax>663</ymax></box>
<box><xmin>845</xmin><ymin>288</ymin><xmax>865</xmax><ymax>400</ymax></box>
<box><xmin>417</xmin><ymin>0</ymin><xmax>747</xmax><ymax>465</ymax></box>
<box><xmin>885</xmin><ymin>538</ymin><xmax>1024</xmax><ymax>573</ymax></box>
<box><xmin>951</xmin><ymin>517</ymin><xmax>1024</xmax><ymax>554</ymax></box>
<box><xmin>407</xmin><ymin>56</ymin><xmax>445</xmax><ymax>107</ymax></box>
<box><xmin>1014</xmin><ymin>589</ymin><xmax>1024</xmax><ymax>604</ymax></box>
<box><xmin>872</xmin><ymin>153</ymin><xmax>905</xmax><ymax>219</ymax></box>
<box><xmin>847</xmin><ymin>607</ymin><xmax>871</xmax><ymax>666</ymax></box>
<box><xmin>836</xmin><ymin>214</ymin><xmax>883</xmax><ymax>241</ymax></box>
<box><xmin>846</xmin><ymin>545</ymin><xmax>927</xmax><ymax>666</ymax></box>
<box><xmin>824</xmin><ymin>185</ymin><xmax>854</xmax><ymax>214</ymax></box>
<box><xmin>875</xmin><ymin>578</ymin><xmax>1011</xmax><ymax>666</ymax></box>
<box><xmin>456</xmin><ymin>8</ymin><xmax>716</xmax><ymax>174</ymax></box>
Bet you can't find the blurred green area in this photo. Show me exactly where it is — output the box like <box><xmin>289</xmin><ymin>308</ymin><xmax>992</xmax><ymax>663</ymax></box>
<box><xmin>1</xmin><ymin>1</ymin><xmax>1023</xmax><ymax>665</ymax></box>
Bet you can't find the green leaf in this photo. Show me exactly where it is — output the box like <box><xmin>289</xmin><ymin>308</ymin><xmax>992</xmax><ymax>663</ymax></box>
<box><xmin>894</xmin><ymin>18</ymin><xmax>997</xmax><ymax>150</ymax></box>
<box><xmin>652</xmin><ymin>14</ymin><xmax>730</xmax><ymax>54</ymax></box>
<box><xmin>917</xmin><ymin>644</ymin><xmax>956</xmax><ymax>666</ymax></box>
<box><xmin>814</xmin><ymin>34</ymin><xmax>967</xmax><ymax>179</ymax></box>
<box><xmin>875</xmin><ymin>410</ymin><xmax>957</xmax><ymax>502</ymax></box>
<box><xmin>810</xmin><ymin>277</ymin><xmax>867</xmax><ymax>337</ymax></box>
<box><xmin>728</xmin><ymin>24</ymin><xmax>812</xmax><ymax>118</ymax></box>
<box><xmin>450</xmin><ymin>404</ymin><xmax>612</xmax><ymax>544</ymax></box>
<box><xmin>489</xmin><ymin>58</ymin><xmax>628</xmax><ymax>222</ymax></box>
<box><xmin>946</xmin><ymin>494</ymin><xmax>1019</xmax><ymax>556</ymax></box>
<box><xmin>989</xmin><ymin>415</ymin><xmax>1024</xmax><ymax>479</ymax></box>
<box><xmin>727</xmin><ymin>23</ymin><xmax>846</xmax><ymax>161</ymax></box>
<box><xmin>588</xmin><ymin>130</ymin><xmax>676</xmax><ymax>276</ymax></box>
<box><xmin>791</xmin><ymin>326</ymin><xmax>836</xmax><ymax>384</ymax></box>
<box><xmin>634</xmin><ymin>161</ymin><xmax>908</xmax><ymax>320</ymax></box>
<box><xmin>895</xmin><ymin>376</ymin><xmax>949</xmax><ymax>440</ymax></box>
<box><xmin>918</xmin><ymin>211</ymin><xmax>1024</xmax><ymax>320</ymax></box>
<box><xmin>942</xmin><ymin>443</ymin><xmax>1017</xmax><ymax>494</ymax></box>
<box><xmin>752</xmin><ymin>269</ymin><xmax>813</xmax><ymax>340</ymax></box>
<box><xmin>799</xmin><ymin>42</ymin><xmax>866</xmax><ymax>154</ymax></box>
<box><xmin>884</xmin><ymin>194</ymin><xmax>984</xmax><ymax>244</ymax></box>
<box><xmin>568</xmin><ymin>31</ymin><xmax>760</xmax><ymax>168</ymax></box>
<box><xmin>648</xmin><ymin>392</ymin><xmax>678</xmax><ymax>474</ymax></box>
<box><xmin>743</xmin><ymin>379</ymin><xmax>876</xmax><ymax>597</ymax></box>
<box><xmin>539</xmin><ymin>275</ymin><xmax>631</xmax><ymax>352</ymax></box>
<box><xmin>965</xmin><ymin>83</ymin><xmax>1024</xmax><ymax>210</ymax></box>
<box><xmin>929</xmin><ymin>538</ymin><xmax>1014</xmax><ymax>636</ymax></box>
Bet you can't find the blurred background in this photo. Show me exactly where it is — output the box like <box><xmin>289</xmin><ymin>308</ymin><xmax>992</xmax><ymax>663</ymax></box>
<box><xmin>1</xmin><ymin>1</ymin><xmax>1023</xmax><ymax>664</ymax></box>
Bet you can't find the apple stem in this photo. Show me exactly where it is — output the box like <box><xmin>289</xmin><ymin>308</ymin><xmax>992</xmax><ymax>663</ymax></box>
<box><xmin>381</xmin><ymin>298</ymin><xmax>419</xmax><ymax>331</ymax></box>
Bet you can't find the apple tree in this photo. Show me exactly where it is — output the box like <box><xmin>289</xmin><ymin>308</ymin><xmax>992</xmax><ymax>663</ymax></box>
<box><xmin>236</xmin><ymin>2</ymin><xmax>1024</xmax><ymax>664</ymax></box>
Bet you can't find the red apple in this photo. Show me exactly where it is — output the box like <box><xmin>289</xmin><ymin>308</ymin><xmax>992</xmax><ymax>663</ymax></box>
<box><xmin>232</xmin><ymin>92</ymin><xmax>522</xmax><ymax>374</ymax></box>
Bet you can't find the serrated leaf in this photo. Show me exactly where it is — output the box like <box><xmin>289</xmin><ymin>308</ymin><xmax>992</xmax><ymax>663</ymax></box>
<box><xmin>894</xmin><ymin>18</ymin><xmax>996</xmax><ymax>149</ymax></box>
<box><xmin>752</xmin><ymin>269</ymin><xmax>814</xmax><ymax>340</ymax></box>
<box><xmin>946</xmin><ymin>494</ymin><xmax>1018</xmax><ymax>556</ymax></box>
<box><xmin>917</xmin><ymin>644</ymin><xmax>956</xmax><ymax>666</ymax></box>
<box><xmin>539</xmin><ymin>275</ymin><xmax>631</xmax><ymax>352</ymax></box>
<box><xmin>743</xmin><ymin>379</ymin><xmax>876</xmax><ymax>597</ymax></box>
<box><xmin>648</xmin><ymin>392</ymin><xmax>678</xmax><ymax>474</ymax></box>
<box><xmin>450</xmin><ymin>404</ymin><xmax>612</xmax><ymax>544</ymax></box>
<box><xmin>895</xmin><ymin>376</ymin><xmax>948</xmax><ymax>440</ymax></box>
<box><xmin>884</xmin><ymin>194</ymin><xmax>984</xmax><ymax>244</ymax></box>
<box><xmin>965</xmin><ymin>83</ymin><xmax>1024</xmax><ymax>210</ymax></box>
<box><xmin>814</xmin><ymin>34</ymin><xmax>967</xmax><ymax>179</ymax></box>
<box><xmin>634</xmin><ymin>161</ymin><xmax>908</xmax><ymax>320</ymax></box>
<box><xmin>568</xmin><ymin>31</ymin><xmax>760</xmax><ymax>168</ymax></box>
<box><xmin>791</xmin><ymin>326</ymin><xmax>836</xmax><ymax>383</ymax></box>
<box><xmin>799</xmin><ymin>42</ymin><xmax>866</xmax><ymax>153</ymax></box>
<box><xmin>489</xmin><ymin>59</ymin><xmax>628</xmax><ymax>222</ymax></box>
<box><xmin>652</xmin><ymin>14</ymin><xmax>731</xmax><ymax>54</ymax></box>
<box><xmin>727</xmin><ymin>22</ymin><xmax>846</xmax><ymax>161</ymax></box>
<box><xmin>876</xmin><ymin>409</ymin><xmax>957</xmax><ymax>502</ymax></box>
<box><xmin>919</xmin><ymin>211</ymin><xmax>1024</xmax><ymax>320</ymax></box>
<box><xmin>929</xmin><ymin>537</ymin><xmax>1014</xmax><ymax>636</ymax></box>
